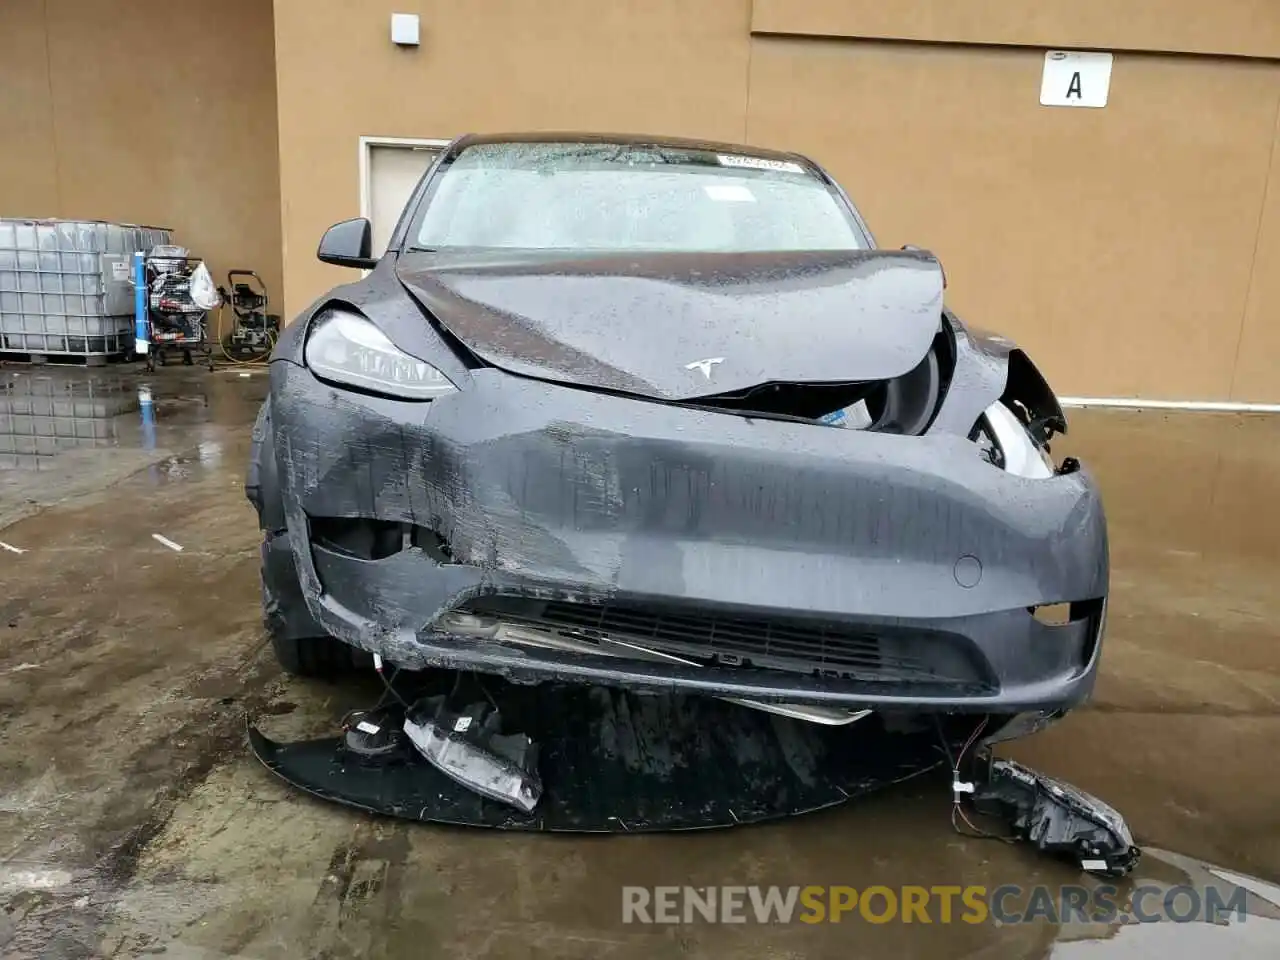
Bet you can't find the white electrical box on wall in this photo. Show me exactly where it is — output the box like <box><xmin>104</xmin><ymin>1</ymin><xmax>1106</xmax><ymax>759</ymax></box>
<box><xmin>391</xmin><ymin>13</ymin><xmax>420</xmax><ymax>47</ymax></box>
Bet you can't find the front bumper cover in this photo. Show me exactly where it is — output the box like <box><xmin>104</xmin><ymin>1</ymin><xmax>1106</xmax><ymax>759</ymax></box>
<box><xmin>263</xmin><ymin>359</ymin><xmax>1108</xmax><ymax>712</ymax></box>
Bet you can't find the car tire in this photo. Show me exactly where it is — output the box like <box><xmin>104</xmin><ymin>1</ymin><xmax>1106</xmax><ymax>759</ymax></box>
<box><xmin>262</xmin><ymin>576</ymin><xmax>370</xmax><ymax>678</ymax></box>
<box><xmin>269</xmin><ymin>630</ymin><xmax>365</xmax><ymax>678</ymax></box>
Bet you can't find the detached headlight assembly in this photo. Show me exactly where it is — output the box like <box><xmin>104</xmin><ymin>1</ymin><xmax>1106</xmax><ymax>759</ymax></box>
<box><xmin>973</xmin><ymin>401</ymin><xmax>1055</xmax><ymax>479</ymax></box>
<box><xmin>305</xmin><ymin>309</ymin><xmax>457</xmax><ymax>400</ymax></box>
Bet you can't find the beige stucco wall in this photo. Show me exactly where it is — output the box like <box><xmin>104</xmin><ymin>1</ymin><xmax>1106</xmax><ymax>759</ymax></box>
<box><xmin>271</xmin><ymin>0</ymin><xmax>755</xmax><ymax>321</ymax></box>
<box><xmin>751</xmin><ymin>0</ymin><xmax>1280</xmax><ymax>60</ymax></box>
<box><xmin>746</xmin><ymin>39</ymin><xmax>1280</xmax><ymax>401</ymax></box>
<box><xmin>0</xmin><ymin>0</ymin><xmax>283</xmax><ymax>315</ymax></box>
<box><xmin>6</xmin><ymin>0</ymin><xmax>1280</xmax><ymax>400</ymax></box>
<box><xmin>265</xmin><ymin>0</ymin><xmax>1280</xmax><ymax>402</ymax></box>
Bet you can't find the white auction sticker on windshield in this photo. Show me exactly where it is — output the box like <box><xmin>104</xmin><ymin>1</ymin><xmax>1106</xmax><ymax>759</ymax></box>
<box><xmin>716</xmin><ymin>154</ymin><xmax>805</xmax><ymax>174</ymax></box>
<box><xmin>703</xmin><ymin>184</ymin><xmax>757</xmax><ymax>202</ymax></box>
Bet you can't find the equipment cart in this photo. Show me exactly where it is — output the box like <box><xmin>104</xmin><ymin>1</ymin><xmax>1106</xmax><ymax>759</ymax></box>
<box><xmin>142</xmin><ymin>246</ymin><xmax>215</xmax><ymax>371</ymax></box>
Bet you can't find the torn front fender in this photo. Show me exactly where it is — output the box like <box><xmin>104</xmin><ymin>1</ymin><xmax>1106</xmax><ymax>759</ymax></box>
<box><xmin>1002</xmin><ymin>348</ymin><xmax>1067</xmax><ymax>444</ymax></box>
<box><xmin>930</xmin><ymin>318</ymin><xmax>1065</xmax><ymax>443</ymax></box>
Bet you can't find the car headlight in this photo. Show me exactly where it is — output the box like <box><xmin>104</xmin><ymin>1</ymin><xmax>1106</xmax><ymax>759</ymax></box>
<box><xmin>974</xmin><ymin>401</ymin><xmax>1055</xmax><ymax>478</ymax></box>
<box><xmin>305</xmin><ymin>309</ymin><xmax>457</xmax><ymax>400</ymax></box>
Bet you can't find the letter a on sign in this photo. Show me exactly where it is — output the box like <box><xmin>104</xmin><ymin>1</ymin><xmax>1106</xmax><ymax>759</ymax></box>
<box><xmin>1040</xmin><ymin>51</ymin><xmax>1113</xmax><ymax>108</ymax></box>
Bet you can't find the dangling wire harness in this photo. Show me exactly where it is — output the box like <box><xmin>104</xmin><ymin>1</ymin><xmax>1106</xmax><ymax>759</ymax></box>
<box><xmin>933</xmin><ymin>714</ymin><xmax>1017</xmax><ymax>843</ymax></box>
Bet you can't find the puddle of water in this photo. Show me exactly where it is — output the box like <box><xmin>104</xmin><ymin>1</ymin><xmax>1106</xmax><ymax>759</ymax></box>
<box><xmin>0</xmin><ymin>367</ymin><xmax>264</xmax><ymax>472</ymax></box>
<box><xmin>1045</xmin><ymin>848</ymin><xmax>1280</xmax><ymax>958</ymax></box>
<box><xmin>1052</xmin><ymin>918</ymin><xmax>1280</xmax><ymax>958</ymax></box>
<box><xmin>0</xmin><ymin>370</ymin><xmax>140</xmax><ymax>470</ymax></box>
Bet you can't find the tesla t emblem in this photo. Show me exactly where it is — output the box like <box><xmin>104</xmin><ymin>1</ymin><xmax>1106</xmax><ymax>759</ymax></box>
<box><xmin>685</xmin><ymin>357</ymin><xmax>725</xmax><ymax>379</ymax></box>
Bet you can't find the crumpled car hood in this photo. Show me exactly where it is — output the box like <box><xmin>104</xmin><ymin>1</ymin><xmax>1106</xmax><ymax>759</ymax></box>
<box><xmin>396</xmin><ymin>249</ymin><xmax>945</xmax><ymax>401</ymax></box>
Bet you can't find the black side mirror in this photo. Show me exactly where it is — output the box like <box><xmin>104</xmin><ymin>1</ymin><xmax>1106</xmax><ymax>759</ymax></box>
<box><xmin>901</xmin><ymin>244</ymin><xmax>946</xmax><ymax>289</ymax></box>
<box><xmin>317</xmin><ymin>218</ymin><xmax>376</xmax><ymax>269</ymax></box>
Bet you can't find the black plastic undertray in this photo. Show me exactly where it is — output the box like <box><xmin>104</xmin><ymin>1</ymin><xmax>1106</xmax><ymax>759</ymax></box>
<box><xmin>249</xmin><ymin>681</ymin><xmax>945</xmax><ymax>832</ymax></box>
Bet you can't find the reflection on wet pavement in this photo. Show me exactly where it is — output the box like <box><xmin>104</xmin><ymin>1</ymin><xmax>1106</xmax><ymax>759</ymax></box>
<box><xmin>0</xmin><ymin>374</ymin><xmax>140</xmax><ymax>471</ymax></box>
<box><xmin>0</xmin><ymin>367</ymin><xmax>1277</xmax><ymax>958</ymax></box>
<box><xmin>0</xmin><ymin>367</ymin><xmax>264</xmax><ymax>530</ymax></box>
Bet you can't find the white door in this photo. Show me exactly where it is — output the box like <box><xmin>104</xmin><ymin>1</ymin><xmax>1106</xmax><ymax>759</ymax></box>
<box><xmin>367</xmin><ymin>144</ymin><xmax>443</xmax><ymax>257</ymax></box>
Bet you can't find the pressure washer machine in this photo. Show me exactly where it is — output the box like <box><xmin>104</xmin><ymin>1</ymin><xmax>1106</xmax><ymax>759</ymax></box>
<box><xmin>219</xmin><ymin>270</ymin><xmax>279</xmax><ymax>360</ymax></box>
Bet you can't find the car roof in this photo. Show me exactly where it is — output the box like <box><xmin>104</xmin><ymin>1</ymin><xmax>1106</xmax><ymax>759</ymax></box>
<box><xmin>448</xmin><ymin>131</ymin><xmax>816</xmax><ymax>168</ymax></box>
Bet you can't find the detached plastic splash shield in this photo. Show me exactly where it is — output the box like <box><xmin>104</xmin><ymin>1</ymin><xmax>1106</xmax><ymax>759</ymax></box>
<box><xmin>248</xmin><ymin>684</ymin><xmax>943</xmax><ymax>832</ymax></box>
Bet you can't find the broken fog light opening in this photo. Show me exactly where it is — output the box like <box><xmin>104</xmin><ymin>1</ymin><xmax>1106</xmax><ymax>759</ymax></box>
<box><xmin>311</xmin><ymin>516</ymin><xmax>454</xmax><ymax>562</ymax></box>
<box><xmin>1029</xmin><ymin>597</ymin><xmax>1106</xmax><ymax>627</ymax></box>
<box><xmin>1030</xmin><ymin>602</ymin><xmax>1071</xmax><ymax>626</ymax></box>
<box><xmin>305</xmin><ymin>309</ymin><xmax>458</xmax><ymax>400</ymax></box>
<box><xmin>974</xmin><ymin>401</ymin><xmax>1056</xmax><ymax>478</ymax></box>
<box><xmin>312</xmin><ymin>516</ymin><xmax>403</xmax><ymax>560</ymax></box>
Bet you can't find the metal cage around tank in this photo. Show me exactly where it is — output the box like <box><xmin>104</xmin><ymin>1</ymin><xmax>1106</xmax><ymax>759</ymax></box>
<box><xmin>0</xmin><ymin>219</ymin><xmax>173</xmax><ymax>358</ymax></box>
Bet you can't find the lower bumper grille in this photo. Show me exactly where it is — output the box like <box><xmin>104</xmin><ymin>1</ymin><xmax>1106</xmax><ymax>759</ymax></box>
<box><xmin>463</xmin><ymin>597</ymin><xmax>989</xmax><ymax>687</ymax></box>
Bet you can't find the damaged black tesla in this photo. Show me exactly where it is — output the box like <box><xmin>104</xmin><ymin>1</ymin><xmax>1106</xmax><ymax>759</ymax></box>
<box><xmin>247</xmin><ymin>133</ymin><xmax>1108</xmax><ymax>740</ymax></box>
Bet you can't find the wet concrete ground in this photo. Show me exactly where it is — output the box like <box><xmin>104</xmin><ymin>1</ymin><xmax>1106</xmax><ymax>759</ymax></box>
<box><xmin>1</xmin><ymin>364</ymin><xmax>1278</xmax><ymax>958</ymax></box>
